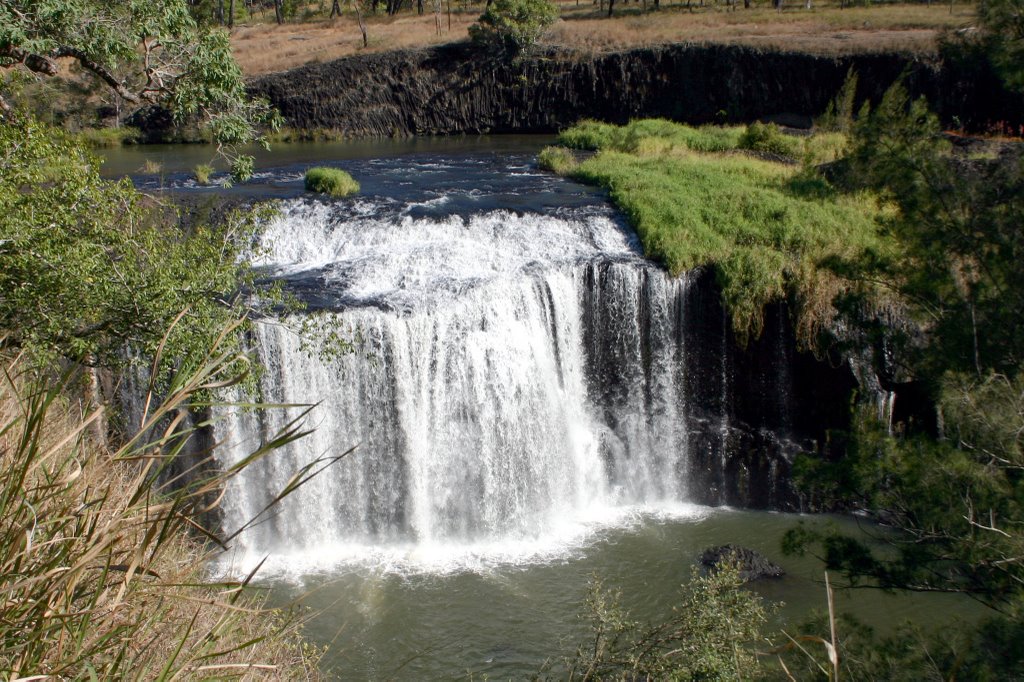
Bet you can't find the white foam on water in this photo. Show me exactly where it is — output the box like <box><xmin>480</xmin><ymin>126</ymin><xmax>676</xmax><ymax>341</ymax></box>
<box><xmin>212</xmin><ymin>503</ymin><xmax>713</xmax><ymax>581</ymax></box>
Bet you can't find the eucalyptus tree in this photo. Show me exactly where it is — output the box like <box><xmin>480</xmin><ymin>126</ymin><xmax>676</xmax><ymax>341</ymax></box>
<box><xmin>0</xmin><ymin>0</ymin><xmax>278</xmax><ymax>179</ymax></box>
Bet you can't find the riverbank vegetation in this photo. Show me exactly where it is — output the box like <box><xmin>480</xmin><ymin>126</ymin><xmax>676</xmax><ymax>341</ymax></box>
<box><xmin>0</xmin><ymin>116</ymin><xmax>325</xmax><ymax>677</ymax></box>
<box><xmin>0</xmin><ymin>336</ymin><xmax>321</xmax><ymax>678</ymax></box>
<box><xmin>547</xmin><ymin>11</ymin><xmax>1024</xmax><ymax>665</ymax></box>
<box><xmin>565</xmin><ymin>565</ymin><xmax>771</xmax><ymax>679</ymax></box>
<box><xmin>0</xmin><ymin>0</ymin><xmax>280</xmax><ymax>179</ymax></box>
<box><xmin>543</xmin><ymin>118</ymin><xmax>885</xmax><ymax>341</ymax></box>
<box><xmin>778</xmin><ymin>78</ymin><xmax>1024</xmax><ymax>677</ymax></box>
<box><xmin>305</xmin><ymin>166</ymin><xmax>361</xmax><ymax>196</ymax></box>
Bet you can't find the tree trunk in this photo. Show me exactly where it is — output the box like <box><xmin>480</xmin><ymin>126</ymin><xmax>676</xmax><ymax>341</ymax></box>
<box><xmin>228</xmin><ymin>0</ymin><xmax>235</xmax><ymax>27</ymax></box>
<box><xmin>350</xmin><ymin>0</ymin><xmax>368</xmax><ymax>47</ymax></box>
<box><xmin>274</xmin><ymin>0</ymin><xmax>284</xmax><ymax>23</ymax></box>
<box><xmin>607</xmin><ymin>0</ymin><xmax>614</xmax><ymax>17</ymax></box>
<box><xmin>331</xmin><ymin>0</ymin><xmax>343</xmax><ymax>16</ymax></box>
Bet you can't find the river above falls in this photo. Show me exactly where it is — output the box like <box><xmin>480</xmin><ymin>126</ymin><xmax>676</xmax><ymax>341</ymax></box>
<box><xmin>106</xmin><ymin>138</ymin><xmax>984</xmax><ymax>680</ymax></box>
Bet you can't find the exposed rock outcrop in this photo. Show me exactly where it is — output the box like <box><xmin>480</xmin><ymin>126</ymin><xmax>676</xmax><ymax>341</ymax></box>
<box><xmin>248</xmin><ymin>42</ymin><xmax>1021</xmax><ymax>137</ymax></box>
<box><xmin>700</xmin><ymin>544</ymin><xmax>785</xmax><ymax>581</ymax></box>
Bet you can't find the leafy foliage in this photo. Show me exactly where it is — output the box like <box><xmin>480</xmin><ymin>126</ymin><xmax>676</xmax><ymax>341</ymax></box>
<box><xmin>816</xmin><ymin>68</ymin><xmax>859</xmax><ymax>133</ymax></box>
<box><xmin>979</xmin><ymin>0</ymin><xmax>1024</xmax><ymax>93</ymax></box>
<box><xmin>469</xmin><ymin>0</ymin><xmax>559</xmax><ymax>56</ymax></box>
<box><xmin>788</xmin><ymin>381</ymin><xmax>1024</xmax><ymax>611</ymax></box>
<box><xmin>738</xmin><ymin>121</ymin><xmax>800</xmax><ymax>158</ymax></box>
<box><xmin>0</xmin><ymin>117</ymin><xmax>273</xmax><ymax>383</ymax></box>
<box><xmin>842</xmin><ymin>83</ymin><xmax>1024</xmax><ymax>377</ymax></box>
<box><xmin>0</xmin><ymin>0</ymin><xmax>280</xmax><ymax>179</ymax></box>
<box><xmin>785</xmin><ymin>80</ymin><xmax>1024</xmax><ymax>677</ymax></box>
<box><xmin>566</xmin><ymin>564</ymin><xmax>771</xmax><ymax>680</ymax></box>
<box><xmin>778</xmin><ymin>608</ymin><xmax>1024</xmax><ymax>681</ymax></box>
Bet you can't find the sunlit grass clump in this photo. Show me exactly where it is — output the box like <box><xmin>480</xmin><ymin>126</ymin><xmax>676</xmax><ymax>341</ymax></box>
<box><xmin>76</xmin><ymin>126</ymin><xmax>141</xmax><ymax>148</ymax></box>
<box><xmin>547</xmin><ymin>119</ymin><xmax>888</xmax><ymax>341</ymax></box>
<box><xmin>305</xmin><ymin>166</ymin><xmax>360</xmax><ymax>197</ymax></box>
<box><xmin>193</xmin><ymin>162</ymin><xmax>214</xmax><ymax>185</ymax></box>
<box><xmin>560</xmin><ymin>118</ymin><xmax>745</xmax><ymax>154</ymax></box>
<box><xmin>538</xmin><ymin>145</ymin><xmax>579</xmax><ymax>174</ymax></box>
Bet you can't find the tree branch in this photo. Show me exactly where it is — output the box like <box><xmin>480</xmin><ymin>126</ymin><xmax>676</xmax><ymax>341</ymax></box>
<box><xmin>2</xmin><ymin>43</ymin><xmax>145</xmax><ymax>104</ymax></box>
<box><xmin>48</xmin><ymin>46</ymin><xmax>141</xmax><ymax>104</ymax></box>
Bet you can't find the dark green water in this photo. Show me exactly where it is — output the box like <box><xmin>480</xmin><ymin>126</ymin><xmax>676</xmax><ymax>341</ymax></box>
<box><xmin>262</xmin><ymin>509</ymin><xmax>981</xmax><ymax>680</ymax></box>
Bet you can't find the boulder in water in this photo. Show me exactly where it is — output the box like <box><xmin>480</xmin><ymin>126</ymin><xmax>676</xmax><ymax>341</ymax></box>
<box><xmin>699</xmin><ymin>545</ymin><xmax>785</xmax><ymax>581</ymax></box>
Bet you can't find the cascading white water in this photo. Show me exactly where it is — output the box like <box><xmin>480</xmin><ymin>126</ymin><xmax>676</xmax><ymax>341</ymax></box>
<box><xmin>214</xmin><ymin>162</ymin><xmax>708</xmax><ymax>575</ymax></box>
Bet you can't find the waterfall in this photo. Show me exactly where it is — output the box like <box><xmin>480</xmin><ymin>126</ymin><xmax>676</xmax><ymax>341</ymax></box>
<box><xmin>202</xmin><ymin>153</ymin><xmax>836</xmax><ymax>575</ymax></box>
<box><xmin>212</xmin><ymin>193</ymin><xmax>709</xmax><ymax>573</ymax></box>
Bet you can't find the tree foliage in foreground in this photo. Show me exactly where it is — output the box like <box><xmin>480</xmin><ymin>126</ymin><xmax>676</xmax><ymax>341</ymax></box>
<box><xmin>0</xmin><ymin>117</ymin><xmax>273</xmax><ymax>383</ymax></box>
<box><xmin>784</xmin><ymin>81</ymin><xmax>1024</xmax><ymax>677</ymax></box>
<box><xmin>979</xmin><ymin>0</ymin><xmax>1024</xmax><ymax>94</ymax></box>
<box><xmin>565</xmin><ymin>564</ymin><xmax>770</xmax><ymax>680</ymax></box>
<box><xmin>0</xmin><ymin>0</ymin><xmax>279</xmax><ymax>179</ymax></box>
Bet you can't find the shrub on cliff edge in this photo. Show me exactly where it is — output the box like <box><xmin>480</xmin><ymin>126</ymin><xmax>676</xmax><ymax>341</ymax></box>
<box><xmin>469</xmin><ymin>0</ymin><xmax>558</xmax><ymax>56</ymax></box>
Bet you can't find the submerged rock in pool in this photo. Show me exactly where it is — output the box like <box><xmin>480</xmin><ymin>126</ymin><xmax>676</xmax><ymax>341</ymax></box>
<box><xmin>699</xmin><ymin>545</ymin><xmax>785</xmax><ymax>581</ymax></box>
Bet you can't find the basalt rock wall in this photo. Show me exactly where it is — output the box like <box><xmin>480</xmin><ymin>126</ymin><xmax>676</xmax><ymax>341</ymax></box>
<box><xmin>249</xmin><ymin>42</ymin><xmax>1021</xmax><ymax>136</ymax></box>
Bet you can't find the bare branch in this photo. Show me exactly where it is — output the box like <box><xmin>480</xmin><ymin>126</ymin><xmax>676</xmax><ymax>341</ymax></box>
<box><xmin>48</xmin><ymin>46</ymin><xmax>142</xmax><ymax>104</ymax></box>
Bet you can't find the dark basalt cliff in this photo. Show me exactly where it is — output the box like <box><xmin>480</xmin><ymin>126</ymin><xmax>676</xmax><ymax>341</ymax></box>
<box><xmin>249</xmin><ymin>41</ymin><xmax>1021</xmax><ymax>136</ymax></box>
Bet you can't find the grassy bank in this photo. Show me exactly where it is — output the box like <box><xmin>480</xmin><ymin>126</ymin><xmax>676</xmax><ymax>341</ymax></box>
<box><xmin>544</xmin><ymin>119</ymin><xmax>887</xmax><ymax>341</ymax></box>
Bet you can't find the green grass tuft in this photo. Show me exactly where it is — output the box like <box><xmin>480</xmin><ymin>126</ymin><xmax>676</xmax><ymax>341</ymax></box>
<box><xmin>304</xmin><ymin>166</ymin><xmax>360</xmax><ymax>197</ymax></box>
<box><xmin>738</xmin><ymin>121</ymin><xmax>800</xmax><ymax>158</ymax></box>
<box><xmin>193</xmin><ymin>163</ymin><xmax>215</xmax><ymax>185</ymax></box>
<box><xmin>559</xmin><ymin>119</ymin><xmax>744</xmax><ymax>154</ymax></box>
<box><xmin>76</xmin><ymin>126</ymin><xmax>141</xmax><ymax>148</ymax></box>
<box><xmin>538</xmin><ymin>145</ymin><xmax>579</xmax><ymax>174</ymax></box>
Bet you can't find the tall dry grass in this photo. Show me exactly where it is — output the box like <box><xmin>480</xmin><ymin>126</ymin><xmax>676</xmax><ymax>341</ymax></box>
<box><xmin>0</xmin><ymin>322</ymin><xmax>327</xmax><ymax>679</ymax></box>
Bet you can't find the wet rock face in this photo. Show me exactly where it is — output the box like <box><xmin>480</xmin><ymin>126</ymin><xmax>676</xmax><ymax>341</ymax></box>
<box><xmin>676</xmin><ymin>269</ymin><xmax>858</xmax><ymax>511</ymax></box>
<box><xmin>249</xmin><ymin>43</ymin><xmax>1022</xmax><ymax>137</ymax></box>
<box><xmin>700</xmin><ymin>544</ymin><xmax>785</xmax><ymax>581</ymax></box>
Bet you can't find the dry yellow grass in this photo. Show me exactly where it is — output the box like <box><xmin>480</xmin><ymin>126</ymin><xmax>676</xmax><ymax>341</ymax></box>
<box><xmin>231</xmin><ymin>13</ymin><xmax>480</xmax><ymax>74</ymax></box>
<box><xmin>0</xmin><ymin>354</ymin><xmax>323</xmax><ymax>679</ymax></box>
<box><xmin>232</xmin><ymin>1</ymin><xmax>976</xmax><ymax>75</ymax></box>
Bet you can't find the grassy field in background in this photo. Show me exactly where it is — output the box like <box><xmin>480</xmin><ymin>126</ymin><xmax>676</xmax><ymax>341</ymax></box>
<box><xmin>231</xmin><ymin>0</ymin><xmax>974</xmax><ymax>75</ymax></box>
